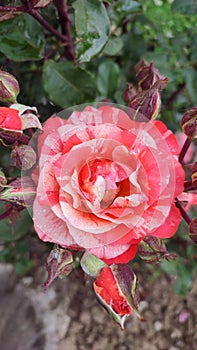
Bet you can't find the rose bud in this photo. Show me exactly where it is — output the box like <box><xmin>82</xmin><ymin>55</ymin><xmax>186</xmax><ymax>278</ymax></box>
<box><xmin>0</xmin><ymin>107</ymin><xmax>22</xmax><ymax>132</ymax></box>
<box><xmin>128</xmin><ymin>86</ymin><xmax>161</xmax><ymax>120</ymax></box>
<box><xmin>189</xmin><ymin>218</ymin><xmax>197</xmax><ymax>245</ymax></box>
<box><xmin>93</xmin><ymin>264</ymin><xmax>143</xmax><ymax>328</ymax></box>
<box><xmin>44</xmin><ymin>245</ymin><xmax>73</xmax><ymax>291</ymax></box>
<box><xmin>80</xmin><ymin>251</ymin><xmax>107</xmax><ymax>278</ymax></box>
<box><xmin>11</xmin><ymin>103</ymin><xmax>42</xmax><ymax>131</ymax></box>
<box><xmin>0</xmin><ymin>70</ymin><xmax>20</xmax><ymax>104</ymax></box>
<box><xmin>192</xmin><ymin>162</ymin><xmax>197</xmax><ymax>188</ymax></box>
<box><xmin>181</xmin><ymin>107</ymin><xmax>197</xmax><ymax>140</ymax></box>
<box><xmin>11</xmin><ymin>144</ymin><xmax>37</xmax><ymax>170</ymax></box>
<box><xmin>0</xmin><ymin>176</ymin><xmax>36</xmax><ymax>207</ymax></box>
<box><xmin>0</xmin><ymin>169</ymin><xmax>7</xmax><ymax>191</ymax></box>
<box><xmin>122</xmin><ymin>83</ymin><xmax>137</xmax><ymax>104</ymax></box>
<box><xmin>135</xmin><ymin>59</ymin><xmax>168</xmax><ymax>91</ymax></box>
<box><xmin>137</xmin><ymin>236</ymin><xmax>176</xmax><ymax>263</ymax></box>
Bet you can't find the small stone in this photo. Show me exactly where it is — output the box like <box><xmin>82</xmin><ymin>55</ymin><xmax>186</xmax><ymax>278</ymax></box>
<box><xmin>154</xmin><ymin>320</ymin><xmax>163</xmax><ymax>332</ymax></box>
<box><xmin>139</xmin><ymin>300</ymin><xmax>149</xmax><ymax>312</ymax></box>
<box><xmin>171</xmin><ymin>329</ymin><xmax>182</xmax><ymax>339</ymax></box>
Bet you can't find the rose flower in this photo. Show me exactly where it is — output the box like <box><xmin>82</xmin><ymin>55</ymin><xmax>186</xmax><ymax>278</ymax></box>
<box><xmin>33</xmin><ymin>105</ymin><xmax>184</xmax><ymax>264</ymax></box>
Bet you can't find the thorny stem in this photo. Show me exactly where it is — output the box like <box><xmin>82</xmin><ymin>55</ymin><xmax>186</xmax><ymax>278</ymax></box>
<box><xmin>53</xmin><ymin>0</ymin><xmax>75</xmax><ymax>61</ymax></box>
<box><xmin>1</xmin><ymin>2</ymin><xmax>69</xmax><ymax>43</ymax></box>
<box><xmin>175</xmin><ymin>198</ymin><xmax>192</xmax><ymax>225</ymax></box>
<box><xmin>178</xmin><ymin>137</ymin><xmax>191</xmax><ymax>164</ymax></box>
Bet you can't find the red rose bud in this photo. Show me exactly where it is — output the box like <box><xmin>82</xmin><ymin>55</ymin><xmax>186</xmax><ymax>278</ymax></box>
<box><xmin>80</xmin><ymin>252</ymin><xmax>107</xmax><ymax>278</ymax></box>
<box><xmin>189</xmin><ymin>218</ymin><xmax>197</xmax><ymax>245</ymax></box>
<box><xmin>44</xmin><ymin>245</ymin><xmax>73</xmax><ymax>291</ymax></box>
<box><xmin>0</xmin><ymin>169</ymin><xmax>7</xmax><ymax>191</ymax></box>
<box><xmin>135</xmin><ymin>59</ymin><xmax>168</xmax><ymax>91</ymax></box>
<box><xmin>128</xmin><ymin>87</ymin><xmax>161</xmax><ymax>120</ymax></box>
<box><xmin>0</xmin><ymin>177</ymin><xmax>36</xmax><ymax>207</ymax></box>
<box><xmin>93</xmin><ymin>264</ymin><xmax>143</xmax><ymax>328</ymax></box>
<box><xmin>0</xmin><ymin>70</ymin><xmax>20</xmax><ymax>103</ymax></box>
<box><xmin>122</xmin><ymin>83</ymin><xmax>137</xmax><ymax>104</ymax></box>
<box><xmin>137</xmin><ymin>236</ymin><xmax>177</xmax><ymax>263</ymax></box>
<box><xmin>192</xmin><ymin>162</ymin><xmax>197</xmax><ymax>188</ymax></box>
<box><xmin>0</xmin><ymin>107</ymin><xmax>22</xmax><ymax>132</ymax></box>
<box><xmin>11</xmin><ymin>103</ymin><xmax>42</xmax><ymax>131</ymax></box>
<box><xmin>11</xmin><ymin>144</ymin><xmax>37</xmax><ymax>170</ymax></box>
<box><xmin>181</xmin><ymin>107</ymin><xmax>197</xmax><ymax>140</ymax></box>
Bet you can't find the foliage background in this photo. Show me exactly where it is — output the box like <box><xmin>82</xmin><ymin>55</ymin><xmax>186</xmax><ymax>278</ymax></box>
<box><xmin>0</xmin><ymin>0</ymin><xmax>196</xmax><ymax>292</ymax></box>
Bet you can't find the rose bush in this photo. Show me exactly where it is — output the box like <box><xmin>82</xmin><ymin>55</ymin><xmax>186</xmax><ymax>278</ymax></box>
<box><xmin>32</xmin><ymin>105</ymin><xmax>184</xmax><ymax>264</ymax></box>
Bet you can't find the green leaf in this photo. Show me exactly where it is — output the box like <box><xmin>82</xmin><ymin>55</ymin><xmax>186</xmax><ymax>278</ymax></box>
<box><xmin>183</xmin><ymin>68</ymin><xmax>197</xmax><ymax>104</ymax></box>
<box><xmin>115</xmin><ymin>0</ymin><xmax>141</xmax><ymax>14</ymax></box>
<box><xmin>0</xmin><ymin>14</ymin><xmax>45</xmax><ymax>61</ymax></box>
<box><xmin>43</xmin><ymin>59</ymin><xmax>96</xmax><ymax>107</ymax></box>
<box><xmin>14</xmin><ymin>258</ymin><xmax>33</xmax><ymax>276</ymax></box>
<box><xmin>73</xmin><ymin>0</ymin><xmax>110</xmax><ymax>63</ymax></box>
<box><xmin>172</xmin><ymin>0</ymin><xmax>197</xmax><ymax>14</ymax></box>
<box><xmin>103</xmin><ymin>36</ymin><xmax>123</xmax><ymax>56</ymax></box>
<box><xmin>97</xmin><ymin>60</ymin><xmax>120</xmax><ymax>98</ymax></box>
<box><xmin>0</xmin><ymin>207</ymin><xmax>32</xmax><ymax>242</ymax></box>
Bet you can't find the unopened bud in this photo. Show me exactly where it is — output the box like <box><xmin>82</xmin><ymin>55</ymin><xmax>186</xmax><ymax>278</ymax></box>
<box><xmin>138</xmin><ymin>236</ymin><xmax>176</xmax><ymax>263</ymax></box>
<box><xmin>0</xmin><ymin>70</ymin><xmax>20</xmax><ymax>103</ymax></box>
<box><xmin>11</xmin><ymin>144</ymin><xmax>37</xmax><ymax>170</ymax></box>
<box><xmin>181</xmin><ymin>107</ymin><xmax>197</xmax><ymax>140</ymax></box>
<box><xmin>0</xmin><ymin>177</ymin><xmax>36</xmax><ymax>206</ymax></box>
<box><xmin>44</xmin><ymin>245</ymin><xmax>73</xmax><ymax>290</ymax></box>
<box><xmin>122</xmin><ymin>83</ymin><xmax>137</xmax><ymax>103</ymax></box>
<box><xmin>135</xmin><ymin>59</ymin><xmax>168</xmax><ymax>91</ymax></box>
<box><xmin>80</xmin><ymin>252</ymin><xmax>107</xmax><ymax>278</ymax></box>
<box><xmin>129</xmin><ymin>87</ymin><xmax>161</xmax><ymax>120</ymax></box>
<box><xmin>189</xmin><ymin>218</ymin><xmax>197</xmax><ymax>245</ymax></box>
<box><xmin>94</xmin><ymin>264</ymin><xmax>144</xmax><ymax>328</ymax></box>
<box><xmin>0</xmin><ymin>169</ymin><xmax>7</xmax><ymax>191</ymax></box>
<box><xmin>192</xmin><ymin>162</ymin><xmax>197</xmax><ymax>188</ymax></box>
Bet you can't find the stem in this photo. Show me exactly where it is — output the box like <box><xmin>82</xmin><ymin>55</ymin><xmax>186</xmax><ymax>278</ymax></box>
<box><xmin>178</xmin><ymin>137</ymin><xmax>191</xmax><ymax>164</ymax></box>
<box><xmin>53</xmin><ymin>0</ymin><xmax>75</xmax><ymax>61</ymax></box>
<box><xmin>175</xmin><ymin>198</ymin><xmax>192</xmax><ymax>225</ymax></box>
<box><xmin>184</xmin><ymin>180</ymin><xmax>197</xmax><ymax>192</ymax></box>
<box><xmin>20</xmin><ymin>0</ymin><xmax>69</xmax><ymax>42</ymax></box>
<box><xmin>30</xmin><ymin>9</ymin><xmax>68</xmax><ymax>42</ymax></box>
<box><xmin>166</xmin><ymin>83</ymin><xmax>185</xmax><ymax>109</ymax></box>
<box><xmin>0</xmin><ymin>206</ymin><xmax>12</xmax><ymax>221</ymax></box>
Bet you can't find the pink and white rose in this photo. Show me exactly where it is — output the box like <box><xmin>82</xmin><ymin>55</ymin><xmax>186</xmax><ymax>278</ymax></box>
<box><xmin>32</xmin><ymin>105</ymin><xmax>184</xmax><ymax>264</ymax></box>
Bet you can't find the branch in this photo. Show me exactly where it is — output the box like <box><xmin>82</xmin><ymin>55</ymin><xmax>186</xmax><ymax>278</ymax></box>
<box><xmin>20</xmin><ymin>0</ymin><xmax>69</xmax><ymax>42</ymax></box>
<box><xmin>53</xmin><ymin>0</ymin><xmax>75</xmax><ymax>61</ymax></box>
<box><xmin>175</xmin><ymin>198</ymin><xmax>192</xmax><ymax>225</ymax></box>
<box><xmin>178</xmin><ymin>137</ymin><xmax>191</xmax><ymax>164</ymax></box>
<box><xmin>165</xmin><ymin>83</ymin><xmax>186</xmax><ymax>109</ymax></box>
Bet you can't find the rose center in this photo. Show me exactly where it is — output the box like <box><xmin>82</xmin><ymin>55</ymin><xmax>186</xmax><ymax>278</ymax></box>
<box><xmin>78</xmin><ymin>158</ymin><xmax>130</xmax><ymax>206</ymax></box>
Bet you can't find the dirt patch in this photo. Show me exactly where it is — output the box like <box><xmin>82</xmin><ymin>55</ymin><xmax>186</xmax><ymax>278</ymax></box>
<box><xmin>0</xmin><ymin>262</ymin><xmax>196</xmax><ymax>350</ymax></box>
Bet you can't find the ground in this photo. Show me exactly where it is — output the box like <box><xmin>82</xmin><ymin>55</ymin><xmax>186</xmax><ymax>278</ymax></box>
<box><xmin>0</xmin><ymin>253</ymin><xmax>196</xmax><ymax>350</ymax></box>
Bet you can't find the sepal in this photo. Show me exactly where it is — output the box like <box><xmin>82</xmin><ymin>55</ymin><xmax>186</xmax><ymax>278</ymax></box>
<box><xmin>80</xmin><ymin>251</ymin><xmax>107</xmax><ymax>278</ymax></box>
<box><xmin>137</xmin><ymin>236</ymin><xmax>177</xmax><ymax>263</ymax></box>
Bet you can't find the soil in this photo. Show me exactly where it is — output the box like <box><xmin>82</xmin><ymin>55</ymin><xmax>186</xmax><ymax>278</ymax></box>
<box><xmin>0</xmin><ymin>256</ymin><xmax>196</xmax><ymax>350</ymax></box>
